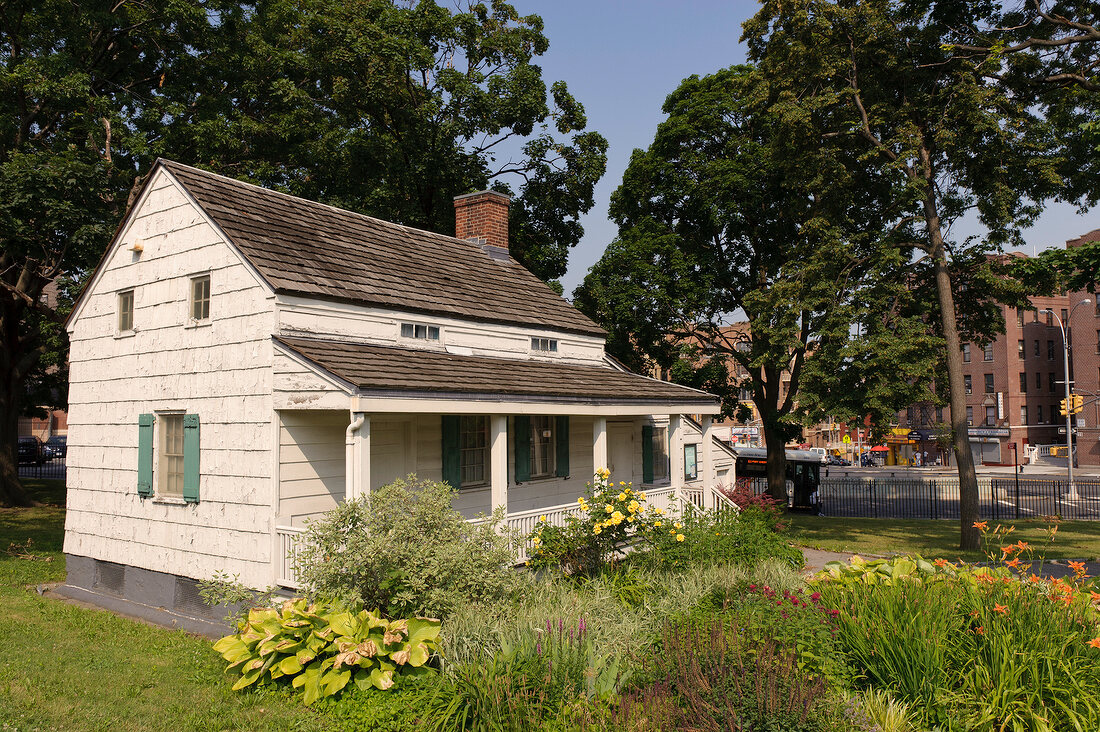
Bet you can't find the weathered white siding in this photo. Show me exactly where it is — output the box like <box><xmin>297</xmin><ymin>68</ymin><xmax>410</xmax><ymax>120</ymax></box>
<box><xmin>65</xmin><ymin>169</ymin><xmax>277</xmax><ymax>587</ymax></box>
<box><xmin>273</xmin><ymin>351</ymin><xmax>350</xmax><ymax>411</ymax></box>
<box><xmin>275</xmin><ymin>295</ymin><xmax>607</xmax><ymax>365</ymax></box>
<box><xmin>277</xmin><ymin>411</ymin><xmax>346</xmax><ymax>527</ymax></box>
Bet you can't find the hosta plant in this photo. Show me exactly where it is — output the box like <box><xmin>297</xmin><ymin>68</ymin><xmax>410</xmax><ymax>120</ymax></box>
<box><xmin>212</xmin><ymin>598</ymin><xmax>441</xmax><ymax>705</ymax></box>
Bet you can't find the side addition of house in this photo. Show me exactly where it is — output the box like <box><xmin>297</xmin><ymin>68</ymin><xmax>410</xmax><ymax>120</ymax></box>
<box><xmin>59</xmin><ymin>159</ymin><xmax>729</xmax><ymax>632</ymax></box>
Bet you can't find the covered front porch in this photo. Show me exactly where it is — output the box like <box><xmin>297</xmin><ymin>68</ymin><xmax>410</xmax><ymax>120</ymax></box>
<box><xmin>270</xmin><ymin>335</ymin><xmax>726</xmax><ymax>587</ymax></box>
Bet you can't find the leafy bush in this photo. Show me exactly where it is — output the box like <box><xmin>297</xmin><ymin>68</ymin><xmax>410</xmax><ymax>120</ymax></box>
<box><xmin>294</xmin><ymin>476</ymin><xmax>523</xmax><ymax>618</ymax></box>
<box><xmin>211</xmin><ymin>598</ymin><xmax>440</xmax><ymax>705</ymax></box>
<box><xmin>526</xmin><ymin>469</ymin><xmax>666</xmax><ymax>575</ymax></box>
<box><xmin>635</xmin><ymin>505</ymin><xmax>804</xmax><ymax>572</ymax></box>
<box><xmin>720</xmin><ymin>483</ymin><xmax>786</xmax><ymax>529</ymax></box>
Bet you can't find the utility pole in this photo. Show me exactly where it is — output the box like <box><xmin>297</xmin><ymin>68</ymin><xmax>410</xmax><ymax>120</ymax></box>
<box><xmin>1044</xmin><ymin>301</ymin><xmax>1090</xmax><ymax>501</ymax></box>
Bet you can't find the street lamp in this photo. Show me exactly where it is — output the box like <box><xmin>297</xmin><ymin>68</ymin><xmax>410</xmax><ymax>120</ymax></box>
<box><xmin>1041</xmin><ymin>299</ymin><xmax>1091</xmax><ymax>500</ymax></box>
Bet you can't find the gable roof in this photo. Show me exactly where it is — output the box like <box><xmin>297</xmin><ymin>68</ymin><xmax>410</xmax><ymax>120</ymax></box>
<box><xmin>157</xmin><ymin>160</ymin><xmax>605</xmax><ymax>337</ymax></box>
<box><xmin>275</xmin><ymin>336</ymin><xmax>720</xmax><ymax>408</ymax></box>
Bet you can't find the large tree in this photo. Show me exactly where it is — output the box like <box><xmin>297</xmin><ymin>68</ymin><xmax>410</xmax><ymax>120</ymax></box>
<box><xmin>0</xmin><ymin>0</ymin><xmax>606</xmax><ymax>507</ymax></box>
<box><xmin>574</xmin><ymin>65</ymin><xmax>935</xmax><ymax>501</ymax></box>
<box><xmin>744</xmin><ymin>0</ymin><xmax>1094</xmax><ymax>549</ymax></box>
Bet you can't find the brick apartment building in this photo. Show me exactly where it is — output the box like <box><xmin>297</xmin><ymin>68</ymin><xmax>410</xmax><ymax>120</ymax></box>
<box><xmin>897</xmin><ymin>228</ymin><xmax>1100</xmax><ymax>466</ymax></box>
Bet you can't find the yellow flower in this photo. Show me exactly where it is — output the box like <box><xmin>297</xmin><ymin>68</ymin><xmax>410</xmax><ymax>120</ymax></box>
<box><xmin>628</xmin><ymin>500</ymin><xmax>640</xmax><ymax>513</ymax></box>
<box><xmin>676</xmin><ymin>534</ymin><xmax>685</xmax><ymax>542</ymax></box>
<box><xmin>593</xmin><ymin>525</ymin><xmax>602</xmax><ymax>535</ymax></box>
<box><xmin>532</xmin><ymin>536</ymin><xmax>541</xmax><ymax>545</ymax></box>
<box><xmin>619</xmin><ymin>481</ymin><xmax>626</xmax><ymax>486</ymax></box>
<box><xmin>605</xmin><ymin>505</ymin><xmax>614</xmax><ymax>513</ymax></box>
<box><xmin>656</xmin><ymin>508</ymin><xmax>665</xmax><ymax>515</ymax></box>
<box><xmin>637</xmin><ymin>492</ymin><xmax>646</xmax><ymax>501</ymax></box>
<box><xmin>674</xmin><ymin>522</ymin><xmax>683</xmax><ymax>530</ymax></box>
<box><xmin>617</xmin><ymin>492</ymin><xmax>626</xmax><ymax>501</ymax></box>
<box><xmin>655</xmin><ymin>521</ymin><xmax>662</xmax><ymax>527</ymax></box>
<box><xmin>577</xmin><ymin>497</ymin><xmax>586</xmax><ymax>505</ymax></box>
<box><xmin>670</xmin><ymin>530</ymin><xmax>676</xmax><ymax>536</ymax></box>
<box><xmin>539</xmin><ymin>515</ymin><xmax>546</xmax><ymax>522</ymax></box>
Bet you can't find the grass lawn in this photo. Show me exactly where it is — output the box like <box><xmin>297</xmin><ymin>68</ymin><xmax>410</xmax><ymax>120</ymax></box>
<box><xmin>786</xmin><ymin>514</ymin><xmax>1100</xmax><ymax>562</ymax></box>
<box><xmin>0</xmin><ymin>479</ymin><xmax>323</xmax><ymax>732</ymax></box>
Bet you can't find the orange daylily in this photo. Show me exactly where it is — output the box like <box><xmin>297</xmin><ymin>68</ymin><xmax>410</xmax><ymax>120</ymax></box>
<box><xmin>974</xmin><ymin>626</ymin><xmax>985</xmax><ymax>635</ymax></box>
<box><xmin>1089</xmin><ymin>591</ymin><xmax>1100</xmax><ymax>604</ymax></box>
<box><xmin>1016</xmin><ymin>541</ymin><xmax>1030</xmax><ymax>551</ymax></box>
<box><xmin>973</xmin><ymin>521</ymin><xmax>989</xmax><ymax>531</ymax></box>
<box><xmin>1069</xmin><ymin>560</ymin><xmax>1087</xmax><ymax>575</ymax></box>
<box><xmin>1088</xmin><ymin>638</ymin><xmax>1100</xmax><ymax>649</ymax></box>
<box><xmin>993</xmin><ymin>604</ymin><xmax>1008</xmax><ymax>614</ymax></box>
<box><xmin>934</xmin><ymin>558</ymin><xmax>949</xmax><ymax>568</ymax></box>
<box><xmin>1001</xmin><ymin>545</ymin><xmax>1017</xmax><ymax>556</ymax></box>
<box><xmin>1006</xmin><ymin>558</ymin><xmax>1021</xmax><ymax>569</ymax></box>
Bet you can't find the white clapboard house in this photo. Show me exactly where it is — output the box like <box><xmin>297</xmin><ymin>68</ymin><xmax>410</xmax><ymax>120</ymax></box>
<box><xmin>59</xmin><ymin>159</ymin><xmax>734</xmax><ymax>632</ymax></box>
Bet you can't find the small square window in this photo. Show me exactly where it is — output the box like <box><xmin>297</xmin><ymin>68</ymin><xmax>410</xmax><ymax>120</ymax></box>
<box><xmin>531</xmin><ymin>337</ymin><xmax>558</xmax><ymax>353</ymax></box>
<box><xmin>400</xmin><ymin>323</ymin><xmax>440</xmax><ymax>340</ymax></box>
<box><xmin>190</xmin><ymin>275</ymin><xmax>210</xmax><ymax>322</ymax></box>
<box><xmin>118</xmin><ymin>290</ymin><xmax>134</xmax><ymax>333</ymax></box>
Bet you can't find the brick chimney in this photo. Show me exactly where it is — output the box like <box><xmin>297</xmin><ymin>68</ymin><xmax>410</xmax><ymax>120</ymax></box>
<box><xmin>454</xmin><ymin>190</ymin><xmax>510</xmax><ymax>250</ymax></box>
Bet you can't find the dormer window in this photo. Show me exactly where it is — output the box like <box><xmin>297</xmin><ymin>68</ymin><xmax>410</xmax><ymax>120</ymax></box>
<box><xmin>400</xmin><ymin>323</ymin><xmax>439</xmax><ymax>340</ymax></box>
<box><xmin>531</xmin><ymin>337</ymin><xmax>558</xmax><ymax>353</ymax></box>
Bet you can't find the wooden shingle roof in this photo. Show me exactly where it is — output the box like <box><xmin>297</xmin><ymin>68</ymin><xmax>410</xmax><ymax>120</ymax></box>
<box><xmin>160</xmin><ymin>160</ymin><xmax>605</xmax><ymax>337</ymax></box>
<box><xmin>276</xmin><ymin>336</ymin><xmax>720</xmax><ymax>407</ymax></box>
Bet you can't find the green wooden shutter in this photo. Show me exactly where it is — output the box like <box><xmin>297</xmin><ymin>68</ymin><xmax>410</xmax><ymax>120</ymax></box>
<box><xmin>514</xmin><ymin>416</ymin><xmax>531</xmax><ymax>483</ymax></box>
<box><xmin>642</xmin><ymin>425</ymin><xmax>654</xmax><ymax>484</ymax></box>
<box><xmin>137</xmin><ymin>414</ymin><xmax>154</xmax><ymax>497</ymax></box>
<box><xmin>182</xmin><ymin>414</ymin><xmax>201</xmax><ymax>503</ymax></box>
<box><xmin>555</xmin><ymin>416</ymin><xmax>570</xmax><ymax>477</ymax></box>
<box><xmin>441</xmin><ymin>415</ymin><xmax>462</xmax><ymax>489</ymax></box>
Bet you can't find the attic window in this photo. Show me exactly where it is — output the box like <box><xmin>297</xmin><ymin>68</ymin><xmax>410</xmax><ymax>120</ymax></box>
<box><xmin>400</xmin><ymin>323</ymin><xmax>440</xmax><ymax>340</ymax></box>
<box><xmin>190</xmin><ymin>275</ymin><xmax>211</xmax><ymax>322</ymax></box>
<box><xmin>117</xmin><ymin>290</ymin><xmax>134</xmax><ymax>333</ymax></box>
<box><xmin>531</xmin><ymin>337</ymin><xmax>558</xmax><ymax>353</ymax></box>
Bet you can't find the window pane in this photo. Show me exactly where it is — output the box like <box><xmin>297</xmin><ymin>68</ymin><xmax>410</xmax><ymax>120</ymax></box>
<box><xmin>159</xmin><ymin>414</ymin><xmax>184</xmax><ymax>497</ymax></box>
<box><xmin>459</xmin><ymin>416</ymin><xmax>488</xmax><ymax>486</ymax></box>
<box><xmin>684</xmin><ymin>444</ymin><xmax>698</xmax><ymax>481</ymax></box>
<box><xmin>191</xmin><ymin>276</ymin><xmax>210</xmax><ymax>321</ymax></box>
<box><xmin>401</xmin><ymin>323</ymin><xmax>413</xmax><ymax>337</ymax></box>
<box><xmin>652</xmin><ymin>427</ymin><xmax>669</xmax><ymax>480</ymax></box>
<box><xmin>529</xmin><ymin>416</ymin><xmax>555</xmax><ymax>478</ymax></box>
<box><xmin>118</xmin><ymin>291</ymin><xmax>134</xmax><ymax>332</ymax></box>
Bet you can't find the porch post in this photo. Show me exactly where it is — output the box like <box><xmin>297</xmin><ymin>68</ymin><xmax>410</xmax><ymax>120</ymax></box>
<box><xmin>701</xmin><ymin>415</ymin><xmax>715</xmax><ymax>509</ymax></box>
<box><xmin>669</xmin><ymin>414</ymin><xmax>685</xmax><ymax>495</ymax></box>
<box><xmin>593</xmin><ymin>416</ymin><xmax>608</xmax><ymax>473</ymax></box>
<box><xmin>490</xmin><ymin>415</ymin><xmax>508</xmax><ymax>515</ymax></box>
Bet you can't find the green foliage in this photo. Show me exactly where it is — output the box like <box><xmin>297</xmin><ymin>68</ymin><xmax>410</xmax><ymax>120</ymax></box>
<box><xmin>814</xmin><ymin>556</ymin><xmax>1100</xmax><ymax>731</ymax></box>
<box><xmin>197</xmin><ymin>570</ymin><xmax>278</xmax><ymax>625</ymax></box>
<box><xmin>635</xmin><ymin>506</ymin><xmax>804</xmax><ymax>573</ymax></box>
<box><xmin>295</xmin><ymin>476</ymin><xmax>523</xmax><ymax>619</ymax></box>
<box><xmin>525</xmin><ymin>470</ymin><xmax>666</xmax><ymax>575</ymax></box>
<box><xmin>212</xmin><ymin>599</ymin><xmax>441</xmax><ymax>705</ymax></box>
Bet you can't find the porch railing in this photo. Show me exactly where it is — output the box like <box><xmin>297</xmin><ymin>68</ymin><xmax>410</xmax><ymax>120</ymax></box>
<box><xmin>275</xmin><ymin>525</ymin><xmax>305</xmax><ymax>589</ymax></box>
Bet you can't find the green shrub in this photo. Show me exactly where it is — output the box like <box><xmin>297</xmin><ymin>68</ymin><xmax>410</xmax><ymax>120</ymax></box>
<box><xmin>634</xmin><ymin>505</ymin><xmax>804</xmax><ymax>572</ymax></box>
<box><xmin>211</xmin><ymin>598</ymin><xmax>440</xmax><ymax>705</ymax></box>
<box><xmin>294</xmin><ymin>476</ymin><xmax>524</xmax><ymax>618</ymax></box>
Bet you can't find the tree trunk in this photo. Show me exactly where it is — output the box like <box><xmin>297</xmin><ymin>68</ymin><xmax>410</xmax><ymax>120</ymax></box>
<box><xmin>762</xmin><ymin>419</ymin><xmax>789</xmax><ymax>504</ymax></box>
<box><xmin>0</xmin><ymin>388</ymin><xmax>33</xmax><ymax>508</ymax></box>
<box><xmin>920</xmin><ymin>145</ymin><xmax>980</xmax><ymax>551</ymax></box>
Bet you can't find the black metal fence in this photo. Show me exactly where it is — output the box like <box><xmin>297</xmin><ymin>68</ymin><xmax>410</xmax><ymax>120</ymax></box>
<box><xmin>18</xmin><ymin>456</ymin><xmax>66</xmax><ymax>482</ymax></box>
<box><xmin>818</xmin><ymin>477</ymin><xmax>1100</xmax><ymax>520</ymax></box>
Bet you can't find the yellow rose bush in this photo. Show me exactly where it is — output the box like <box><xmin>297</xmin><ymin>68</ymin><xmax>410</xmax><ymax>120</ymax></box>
<box><xmin>526</xmin><ymin>469</ymin><xmax>666</xmax><ymax>576</ymax></box>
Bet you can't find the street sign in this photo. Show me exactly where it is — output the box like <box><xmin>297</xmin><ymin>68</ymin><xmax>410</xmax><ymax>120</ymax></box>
<box><xmin>842</xmin><ymin>435</ymin><xmax>851</xmax><ymax>444</ymax></box>
<box><xmin>1057</xmin><ymin>427</ymin><xmax>1079</xmax><ymax>435</ymax></box>
<box><xmin>907</xmin><ymin>430</ymin><xmax>921</xmax><ymax>440</ymax></box>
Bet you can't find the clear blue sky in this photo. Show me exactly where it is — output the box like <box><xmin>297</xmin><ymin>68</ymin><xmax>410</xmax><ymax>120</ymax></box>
<box><xmin>509</xmin><ymin>0</ymin><xmax>1098</xmax><ymax>296</ymax></box>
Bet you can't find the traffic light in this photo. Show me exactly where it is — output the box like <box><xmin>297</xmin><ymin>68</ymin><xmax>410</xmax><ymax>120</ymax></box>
<box><xmin>1073</xmin><ymin>394</ymin><xmax>1085</xmax><ymax>414</ymax></box>
<box><xmin>1060</xmin><ymin>398</ymin><xmax>1069</xmax><ymax>417</ymax></box>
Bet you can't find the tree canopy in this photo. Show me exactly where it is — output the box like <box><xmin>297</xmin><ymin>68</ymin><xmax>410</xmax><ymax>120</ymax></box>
<box><xmin>0</xmin><ymin>0</ymin><xmax>606</xmax><ymax>506</ymax></box>
<box><xmin>575</xmin><ymin>65</ymin><xmax>937</xmax><ymax>500</ymax></box>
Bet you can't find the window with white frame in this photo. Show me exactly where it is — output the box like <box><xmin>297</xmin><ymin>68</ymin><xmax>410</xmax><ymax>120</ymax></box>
<box><xmin>159</xmin><ymin>413</ymin><xmax>185</xmax><ymax>497</ymax></box>
<box><xmin>531</xmin><ymin>337</ymin><xmax>558</xmax><ymax>353</ymax></box>
<box><xmin>190</xmin><ymin>274</ymin><xmax>211</xmax><ymax>322</ymax></box>
<box><xmin>684</xmin><ymin>444</ymin><xmax>699</xmax><ymax>481</ymax></box>
<box><xmin>529</xmin><ymin>415</ymin><xmax>555</xmax><ymax>478</ymax></box>
<box><xmin>459</xmin><ymin>416</ymin><xmax>488</xmax><ymax>487</ymax></box>
<box><xmin>400</xmin><ymin>323</ymin><xmax>440</xmax><ymax>340</ymax></box>
<box><xmin>118</xmin><ymin>290</ymin><xmax>134</xmax><ymax>333</ymax></box>
<box><xmin>652</xmin><ymin>426</ymin><xmax>669</xmax><ymax>481</ymax></box>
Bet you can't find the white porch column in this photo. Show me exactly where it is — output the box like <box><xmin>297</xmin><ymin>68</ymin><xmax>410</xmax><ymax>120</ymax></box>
<box><xmin>669</xmin><ymin>414</ymin><xmax>685</xmax><ymax>495</ymax></box>
<box><xmin>592</xmin><ymin>416</ymin><xmax>608</xmax><ymax>474</ymax></box>
<box><xmin>346</xmin><ymin>412</ymin><xmax>370</xmax><ymax>502</ymax></box>
<box><xmin>490</xmin><ymin>415</ymin><xmax>508</xmax><ymax>514</ymax></box>
<box><xmin>701</xmin><ymin>415</ymin><xmax>715</xmax><ymax>509</ymax></box>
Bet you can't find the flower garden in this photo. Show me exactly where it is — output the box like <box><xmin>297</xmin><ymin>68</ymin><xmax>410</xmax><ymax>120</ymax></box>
<box><xmin>206</xmin><ymin>472</ymin><xmax>1100</xmax><ymax>731</ymax></box>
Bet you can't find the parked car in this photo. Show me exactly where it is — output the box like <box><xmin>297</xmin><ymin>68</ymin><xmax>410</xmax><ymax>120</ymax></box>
<box><xmin>808</xmin><ymin>447</ymin><xmax>829</xmax><ymax>464</ymax></box>
<box><xmin>43</xmin><ymin>435</ymin><xmax>67</xmax><ymax>460</ymax></box>
<box><xmin>17</xmin><ymin>436</ymin><xmax>44</xmax><ymax>465</ymax></box>
<box><xmin>828</xmin><ymin>455</ymin><xmax>851</xmax><ymax>466</ymax></box>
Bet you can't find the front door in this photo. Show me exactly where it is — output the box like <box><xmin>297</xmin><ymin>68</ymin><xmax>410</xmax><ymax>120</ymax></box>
<box><xmin>608</xmin><ymin>423</ymin><xmax>635</xmax><ymax>485</ymax></box>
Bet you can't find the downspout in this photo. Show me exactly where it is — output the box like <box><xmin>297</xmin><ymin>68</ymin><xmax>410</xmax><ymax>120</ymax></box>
<box><xmin>346</xmin><ymin>413</ymin><xmax>365</xmax><ymax>502</ymax></box>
